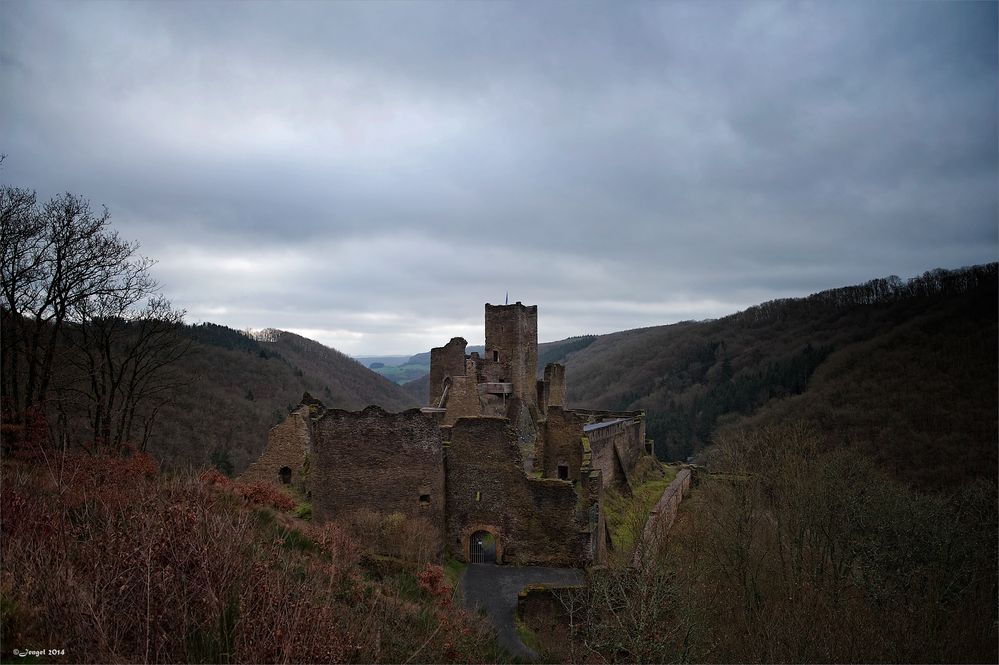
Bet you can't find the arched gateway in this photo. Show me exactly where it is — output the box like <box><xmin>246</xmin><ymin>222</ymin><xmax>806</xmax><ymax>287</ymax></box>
<box><xmin>463</xmin><ymin>525</ymin><xmax>503</xmax><ymax>564</ymax></box>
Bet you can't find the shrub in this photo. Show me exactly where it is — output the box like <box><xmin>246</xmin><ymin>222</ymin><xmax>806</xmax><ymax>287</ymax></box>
<box><xmin>231</xmin><ymin>479</ymin><xmax>296</xmax><ymax>511</ymax></box>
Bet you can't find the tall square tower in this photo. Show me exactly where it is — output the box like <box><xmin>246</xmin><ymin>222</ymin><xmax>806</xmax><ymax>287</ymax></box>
<box><xmin>484</xmin><ymin>302</ymin><xmax>538</xmax><ymax>407</ymax></box>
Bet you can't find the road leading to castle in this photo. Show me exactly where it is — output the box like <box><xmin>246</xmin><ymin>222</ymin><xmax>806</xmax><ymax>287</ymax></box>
<box><xmin>460</xmin><ymin>564</ymin><xmax>585</xmax><ymax>661</ymax></box>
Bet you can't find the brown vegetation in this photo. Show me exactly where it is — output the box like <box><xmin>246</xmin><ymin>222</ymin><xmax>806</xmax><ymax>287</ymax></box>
<box><xmin>0</xmin><ymin>441</ymin><xmax>502</xmax><ymax>664</ymax></box>
<box><xmin>527</xmin><ymin>423</ymin><xmax>997</xmax><ymax>663</ymax></box>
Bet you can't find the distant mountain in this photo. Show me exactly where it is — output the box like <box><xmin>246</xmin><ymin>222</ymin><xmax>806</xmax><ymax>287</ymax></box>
<box><xmin>354</xmin><ymin>355</ymin><xmax>412</xmax><ymax>368</ymax></box>
<box><xmin>147</xmin><ymin>324</ymin><xmax>419</xmax><ymax>472</ymax></box>
<box><xmin>559</xmin><ymin>264</ymin><xmax>997</xmax><ymax>491</ymax></box>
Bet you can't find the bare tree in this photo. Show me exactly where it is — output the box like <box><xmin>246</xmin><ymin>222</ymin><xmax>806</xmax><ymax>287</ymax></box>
<box><xmin>64</xmin><ymin>294</ymin><xmax>189</xmax><ymax>451</ymax></box>
<box><xmin>0</xmin><ymin>183</ymin><xmax>43</xmax><ymax>419</ymax></box>
<box><xmin>1</xmin><ymin>182</ymin><xmax>189</xmax><ymax>450</ymax></box>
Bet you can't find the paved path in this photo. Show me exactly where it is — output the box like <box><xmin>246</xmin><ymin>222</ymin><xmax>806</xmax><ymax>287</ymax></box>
<box><xmin>460</xmin><ymin>564</ymin><xmax>585</xmax><ymax>661</ymax></box>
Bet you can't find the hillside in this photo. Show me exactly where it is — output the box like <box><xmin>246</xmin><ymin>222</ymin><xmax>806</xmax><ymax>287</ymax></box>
<box><xmin>561</xmin><ymin>264</ymin><xmax>997</xmax><ymax>490</ymax></box>
<box><xmin>147</xmin><ymin>324</ymin><xmax>419</xmax><ymax>472</ymax></box>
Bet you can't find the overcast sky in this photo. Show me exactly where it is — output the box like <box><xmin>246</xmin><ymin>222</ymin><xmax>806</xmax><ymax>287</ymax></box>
<box><xmin>1</xmin><ymin>1</ymin><xmax>996</xmax><ymax>355</ymax></box>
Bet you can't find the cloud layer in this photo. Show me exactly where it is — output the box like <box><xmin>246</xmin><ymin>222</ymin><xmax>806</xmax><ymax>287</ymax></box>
<box><xmin>2</xmin><ymin>1</ymin><xmax>996</xmax><ymax>353</ymax></box>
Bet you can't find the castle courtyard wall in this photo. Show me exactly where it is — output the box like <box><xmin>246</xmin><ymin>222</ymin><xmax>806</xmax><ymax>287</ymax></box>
<box><xmin>586</xmin><ymin>417</ymin><xmax>646</xmax><ymax>489</ymax></box>
<box><xmin>311</xmin><ymin>406</ymin><xmax>446</xmax><ymax>554</ymax></box>
<box><xmin>445</xmin><ymin>417</ymin><xmax>590</xmax><ymax>567</ymax></box>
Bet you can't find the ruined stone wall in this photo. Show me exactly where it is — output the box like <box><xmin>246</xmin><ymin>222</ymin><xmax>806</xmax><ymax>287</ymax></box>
<box><xmin>429</xmin><ymin>337</ymin><xmax>467</xmax><ymax>407</ymax></box>
<box><xmin>579</xmin><ymin>467</ymin><xmax>607</xmax><ymax>564</ymax></box>
<box><xmin>442</xmin><ymin>375</ymin><xmax>482</xmax><ymax>426</ymax></box>
<box><xmin>311</xmin><ymin>407</ymin><xmax>446</xmax><ymax>555</ymax></box>
<box><xmin>473</xmin><ymin>356</ymin><xmax>506</xmax><ymax>383</ymax></box>
<box><xmin>633</xmin><ymin>468</ymin><xmax>691</xmax><ymax>566</ymax></box>
<box><xmin>613</xmin><ymin>419</ymin><xmax>646</xmax><ymax>484</ymax></box>
<box><xmin>484</xmin><ymin>303</ymin><xmax>538</xmax><ymax>408</ymax></box>
<box><xmin>586</xmin><ymin>418</ymin><xmax>647</xmax><ymax>489</ymax></box>
<box><xmin>587</xmin><ymin>422</ymin><xmax>625</xmax><ymax>487</ymax></box>
<box><xmin>507</xmin><ymin>398</ymin><xmax>539</xmax><ymax>472</ymax></box>
<box><xmin>543</xmin><ymin>363</ymin><xmax>566</xmax><ymax>409</ymax></box>
<box><xmin>541</xmin><ymin>407</ymin><xmax>585</xmax><ymax>481</ymax></box>
<box><xmin>445</xmin><ymin>417</ymin><xmax>590</xmax><ymax>567</ymax></box>
<box><xmin>240</xmin><ymin>405</ymin><xmax>312</xmax><ymax>491</ymax></box>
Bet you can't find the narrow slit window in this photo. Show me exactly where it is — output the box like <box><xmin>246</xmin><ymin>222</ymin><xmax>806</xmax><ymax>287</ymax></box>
<box><xmin>475</xmin><ymin>491</ymin><xmax>482</xmax><ymax>502</ymax></box>
<box><xmin>493</xmin><ymin>351</ymin><xmax>499</xmax><ymax>362</ymax></box>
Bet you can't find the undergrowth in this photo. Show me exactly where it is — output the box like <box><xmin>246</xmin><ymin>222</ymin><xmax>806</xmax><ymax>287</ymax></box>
<box><xmin>0</xmin><ymin>448</ymin><xmax>503</xmax><ymax>664</ymax></box>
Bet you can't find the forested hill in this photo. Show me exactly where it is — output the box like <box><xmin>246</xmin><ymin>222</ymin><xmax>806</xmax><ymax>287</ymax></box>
<box><xmin>148</xmin><ymin>324</ymin><xmax>419</xmax><ymax>472</ymax></box>
<box><xmin>562</xmin><ymin>264</ymin><xmax>997</xmax><ymax>491</ymax></box>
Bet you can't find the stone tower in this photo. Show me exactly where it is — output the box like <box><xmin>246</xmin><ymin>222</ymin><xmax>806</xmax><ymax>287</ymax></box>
<box><xmin>484</xmin><ymin>302</ymin><xmax>538</xmax><ymax>408</ymax></box>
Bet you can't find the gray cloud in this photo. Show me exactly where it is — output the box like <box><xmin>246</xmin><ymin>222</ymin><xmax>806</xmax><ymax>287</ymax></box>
<box><xmin>1</xmin><ymin>0</ymin><xmax>995</xmax><ymax>354</ymax></box>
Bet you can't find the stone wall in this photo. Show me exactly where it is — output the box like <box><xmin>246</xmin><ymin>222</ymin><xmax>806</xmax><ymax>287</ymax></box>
<box><xmin>442</xmin><ymin>375</ymin><xmax>482</xmax><ymax>426</ymax></box>
<box><xmin>633</xmin><ymin>467</ymin><xmax>692</xmax><ymax>566</ymax></box>
<box><xmin>429</xmin><ymin>337</ymin><xmax>467</xmax><ymax>407</ymax></box>
<box><xmin>541</xmin><ymin>407</ymin><xmax>586</xmax><ymax>481</ymax></box>
<box><xmin>585</xmin><ymin>417</ymin><xmax>646</xmax><ymax>490</ymax></box>
<box><xmin>579</xmin><ymin>467</ymin><xmax>608</xmax><ymax>564</ymax></box>
<box><xmin>445</xmin><ymin>417</ymin><xmax>590</xmax><ymax>567</ymax></box>
<box><xmin>543</xmin><ymin>363</ymin><xmax>566</xmax><ymax>409</ymax></box>
<box><xmin>311</xmin><ymin>406</ymin><xmax>446</xmax><ymax>555</ymax></box>
<box><xmin>240</xmin><ymin>404</ymin><xmax>312</xmax><ymax>492</ymax></box>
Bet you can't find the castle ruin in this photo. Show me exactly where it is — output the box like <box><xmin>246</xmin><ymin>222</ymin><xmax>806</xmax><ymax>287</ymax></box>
<box><xmin>244</xmin><ymin>302</ymin><xmax>651</xmax><ymax>567</ymax></box>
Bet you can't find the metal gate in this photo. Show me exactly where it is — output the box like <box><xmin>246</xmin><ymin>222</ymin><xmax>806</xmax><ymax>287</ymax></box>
<box><xmin>470</xmin><ymin>535</ymin><xmax>485</xmax><ymax>563</ymax></box>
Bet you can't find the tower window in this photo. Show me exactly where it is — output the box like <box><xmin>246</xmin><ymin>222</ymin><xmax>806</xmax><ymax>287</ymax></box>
<box><xmin>493</xmin><ymin>351</ymin><xmax>499</xmax><ymax>362</ymax></box>
<box><xmin>557</xmin><ymin>464</ymin><xmax>569</xmax><ymax>480</ymax></box>
<box><xmin>419</xmin><ymin>494</ymin><xmax>431</xmax><ymax>506</ymax></box>
<box><xmin>475</xmin><ymin>491</ymin><xmax>482</xmax><ymax>502</ymax></box>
